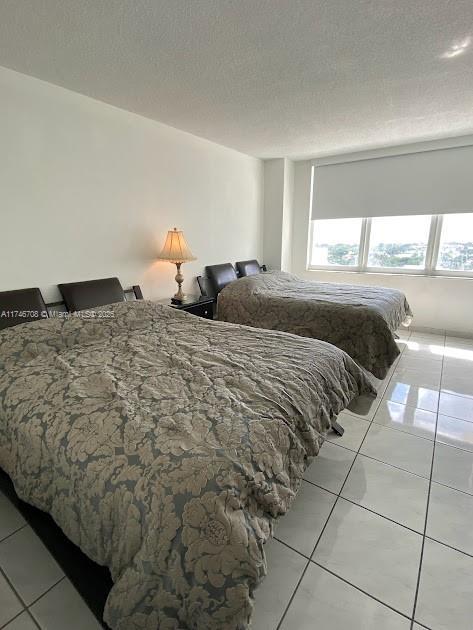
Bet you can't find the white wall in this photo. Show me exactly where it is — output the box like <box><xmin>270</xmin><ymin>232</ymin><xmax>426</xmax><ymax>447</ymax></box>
<box><xmin>0</xmin><ymin>66</ymin><xmax>263</xmax><ymax>303</ymax></box>
<box><xmin>290</xmin><ymin>159</ymin><xmax>473</xmax><ymax>335</ymax></box>
<box><xmin>263</xmin><ymin>158</ymin><xmax>294</xmax><ymax>271</ymax></box>
<box><xmin>281</xmin><ymin>159</ymin><xmax>294</xmax><ymax>271</ymax></box>
<box><xmin>263</xmin><ymin>159</ymin><xmax>285</xmax><ymax>270</ymax></box>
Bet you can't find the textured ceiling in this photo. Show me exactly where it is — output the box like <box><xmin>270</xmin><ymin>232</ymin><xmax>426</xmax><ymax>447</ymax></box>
<box><xmin>1</xmin><ymin>0</ymin><xmax>473</xmax><ymax>159</ymax></box>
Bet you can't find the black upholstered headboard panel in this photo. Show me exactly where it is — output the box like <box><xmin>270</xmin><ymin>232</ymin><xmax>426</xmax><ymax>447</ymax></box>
<box><xmin>58</xmin><ymin>277</ymin><xmax>125</xmax><ymax>312</ymax></box>
<box><xmin>0</xmin><ymin>288</ymin><xmax>48</xmax><ymax>330</ymax></box>
<box><xmin>235</xmin><ymin>260</ymin><xmax>261</xmax><ymax>277</ymax></box>
<box><xmin>205</xmin><ymin>263</ymin><xmax>238</xmax><ymax>296</ymax></box>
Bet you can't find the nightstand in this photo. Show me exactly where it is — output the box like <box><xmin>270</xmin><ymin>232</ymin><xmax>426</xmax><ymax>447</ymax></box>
<box><xmin>157</xmin><ymin>295</ymin><xmax>215</xmax><ymax>319</ymax></box>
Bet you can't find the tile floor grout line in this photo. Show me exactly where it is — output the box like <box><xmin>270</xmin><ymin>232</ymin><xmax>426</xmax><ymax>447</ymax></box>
<box><xmin>413</xmin><ymin>622</ymin><xmax>433</xmax><ymax>630</ymax></box>
<box><xmin>302</xmin><ymin>475</ymin><xmax>428</xmax><ymax>537</ymax></box>
<box><xmin>25</xmin><ymin>574</ymin><xmax>67</xmax><ymax>610</ymax></box>
<box><xmin>365</xmin><ymin>421</ymin><xmax>437</xmax><ymax>444</ymax></box>
<box><xmin>307</xmin><ymin>445</ymin><xmax>473</xmax><ymax>500</ymax></box>
<box><xmin>0</xmin><ymin>609</ymin><xmax>28</xmax><ymax>630</ymax></box>
<box><xmin>409</xmin><ymin>334</ymin><xmax>445</xmax><ymax>629</ymax></box>
<box><xmin>438</xmin><ymin>391</ymin><xmax>473</xmax><ymax>403</ymax></box>
<box><xmin>436</xmin><ymin>413</ymin><xmax>473</xmax><ymax>428</ymax></box>
<box><xmin>274</xmin><ymin>505</ymin><xmax>336</xmax><ymax>629</ymax></box>
<box><xmin>433</xmin><ymin>439</ymin><xmax>473</xmax><ymax>454</ymax></box>
<box><xmin>309</xmin><ymin>560</ymin><xmax>413</xmax><ymax>622</ymax></box>
<box><xmin>316</xmin><ymin>447</ymin><xmax>433</xmax><ymax>481</ymax></box>
<box><xmin>277</xmin><ymin>479</ymin><xmax>436</xmax><ymax>557</ymax></box>
<box><xmin>301</xmin><ymin>477</ymin><xmax>339</xmax><ymax>497</ymax></box>
<box><xmin>424</xmin><ymin>535</ymin><xmax>473</xmax><ymax>560</ymax></box>
<box><xmin>409</xmin><ymin>445</ymin><xmax>437</xmax><ymax>629</ymax></box>
<box><xmin>1</xmin><ymin>607</ymin><xmax>44</xmax><ymax>630</ymax></box>
<box><xmin>275</xmin><ymin>355</ymin><xmax>402</xmax><ymax>630</ymax></box>
<box><xmin>0</xmin><ymin>564</ymin><xmax>28</xmax><ymax>621</ymax></box>
<box><xmin>25</xmin><ymin>608</ymin><xmax>42</xmax><ymax>630</ymax></box>
<box><xmin>370</xmin><ymin>421</ymin><xmax>435</xmax><ymax>442</ymax></box>
<box><xmin>323</xmin><ymin>437</ymin><xmax>369</xmax><ymax>455</ymax></box>
<box><xmin>353</xmin><ymin>450</ymin><xmax>431</xmax><ymax>479</ymax></box>
<box><xmin>328</xmin><ymin>494</ymin><xmax>425</xmax><ymax>536</ymax></box>
<box><xmin>272</xmin><ymin>536</ymin><xmax>310</xmax><ymax>561</ymax></box>
<box><xmin>277</xmin><ymin>480</ymin><xmax>473</xmax><ymax>565</ymax></box>
<box><xmin>429</xmin><ymin>477</ymin><xmax>473</xmax><ymax>498</ymax></box>
<box><xmin>367</xmin><ymin>399</ymin><xmax>473</xmax><ymax>448</ymax></box>
<box><xmin>0</xmin><ymin>521</ymin><xmax>67</xmax><ymax>620</ymax></box>
<box><xmin>0</xmin><ymin>523</ymin><xmax>28</xmax><ymax>545</ymax></box>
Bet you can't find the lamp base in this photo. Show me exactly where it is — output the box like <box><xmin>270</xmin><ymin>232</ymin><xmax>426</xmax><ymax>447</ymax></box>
<box><xmin>174</xmin><ymin>262</ymin><xmax>185</xmax><ymax>302</ymax></box>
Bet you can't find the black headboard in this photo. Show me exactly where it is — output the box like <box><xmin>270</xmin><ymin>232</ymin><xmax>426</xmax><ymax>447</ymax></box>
<box><xmin>235</xmin><ymin>260</ymin><xmax>262</xmax><ymax>277</ymax></box>
<box><xmin>58</xmin><ymin>277</ymin><xmax>126</xmax><ymax>312</ymax></box>
<box><xmin>204</xmin><ymin>263</ymin><xmax>238</xmax><ymax>296</ymax></box>
<box><xmin>0</xmin><ymin>288</ymin><xmax>48</xmax><ymax>331</ymax></box>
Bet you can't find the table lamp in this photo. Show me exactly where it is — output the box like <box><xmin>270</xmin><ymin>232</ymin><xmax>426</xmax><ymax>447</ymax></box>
<box><xmin>157</xmin><ymin>227</ymin><xmax>196</xmax><ymax>302</ymax></box>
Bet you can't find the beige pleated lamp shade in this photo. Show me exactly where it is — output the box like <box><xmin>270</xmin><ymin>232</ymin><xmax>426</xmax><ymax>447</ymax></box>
<box><xmin>157</xmin><ymin>228</ymin><xmax>196</xmax><ymax>264</ymax></box>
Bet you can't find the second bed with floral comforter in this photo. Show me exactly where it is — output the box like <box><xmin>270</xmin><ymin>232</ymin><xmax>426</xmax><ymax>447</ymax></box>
<box><xmin>0</xmin><ymin>300</ymin><xmax>374</xmax><ymax>629</ymax></box>
<box><xmin>217</xmin><ymin>271</ymin><xmax>413</xmax><ymax>379</ymax></box>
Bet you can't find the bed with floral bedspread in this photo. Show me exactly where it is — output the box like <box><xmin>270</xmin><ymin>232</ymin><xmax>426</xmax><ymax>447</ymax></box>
<box><xmin>0</xmin><ymin>300</ymin><xmax>374</xmax><ymax>629</ymax></box>
<box><xmin>217</xmin><ymin>271</ymin><xmax>413</xmax><ymax>379</ymax></box>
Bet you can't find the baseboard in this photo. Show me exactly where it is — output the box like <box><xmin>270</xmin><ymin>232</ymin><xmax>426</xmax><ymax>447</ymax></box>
<box><xmin>407</xmin><ymin>325</ymin><xmax>473</xmax><ymax>339</ymax></box>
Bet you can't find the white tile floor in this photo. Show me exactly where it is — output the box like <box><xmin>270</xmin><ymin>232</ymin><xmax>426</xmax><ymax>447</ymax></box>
<box><xmin>1</xmin><ymin>330</ymin><xmax>473</xmax><ymax>629</ymax></box>
<box><xmin>253</xmin><ymin>330</ymin><xmax>473</xmax><ymax>630</ymax></box>
<box><xmin>0</xmin><ymin>519</ymin><xmax>101</xmax><ymax>630</ymax></box>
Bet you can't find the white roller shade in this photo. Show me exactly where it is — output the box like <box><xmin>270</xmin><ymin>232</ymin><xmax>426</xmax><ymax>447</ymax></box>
<box><xmin>312</xmin><ymin>145</ymin><xmax>473</xmax><ymax>219</ymax></box>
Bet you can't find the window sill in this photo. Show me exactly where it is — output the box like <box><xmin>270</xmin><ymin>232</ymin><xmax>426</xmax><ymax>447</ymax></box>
<box><xmin>306</xmin><ymin>267</ymin><xmax>473</xmax><ymax>280</ymax></box>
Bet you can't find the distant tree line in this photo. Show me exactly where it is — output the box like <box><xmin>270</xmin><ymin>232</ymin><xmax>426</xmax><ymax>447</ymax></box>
<box><xmin>325</xmin><ymin>242</ymin><xmax>473</xmax><ymax>270</ymax></box>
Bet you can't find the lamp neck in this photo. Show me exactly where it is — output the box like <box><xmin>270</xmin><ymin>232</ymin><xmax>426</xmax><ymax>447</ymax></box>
<box><xmin>174</xmin><ymin>262</ymin><xmax>185</xmax><ymax>301</ymax></box>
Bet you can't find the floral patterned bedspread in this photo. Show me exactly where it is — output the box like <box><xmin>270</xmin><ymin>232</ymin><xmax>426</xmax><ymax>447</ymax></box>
<box><xmin>0</xmin><ymin>300</ymin><xmax>374</xmax><ymax>629</ymax></box>
<box><xmin>217</xmin><ymin>271</ymin><xmax>413</xmax><ymax>379</ymax></box>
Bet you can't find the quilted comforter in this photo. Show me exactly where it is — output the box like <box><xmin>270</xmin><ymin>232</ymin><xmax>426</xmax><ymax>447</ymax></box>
<box><xmin>0</xmin><ymin>300</ymin><xmax>374</xmax><ymax>629</ymax></box>
<box><xmin>217</xmin><ymin>271</ymin><xmax>413</xmax><ymax>379</ymax></box>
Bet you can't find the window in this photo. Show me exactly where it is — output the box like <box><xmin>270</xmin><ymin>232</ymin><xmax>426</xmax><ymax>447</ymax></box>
<box><xmin>308</xmin><ymin>212</ymin><xmax>473</xmax><ymax>277</ymax></box>
<box><xmin>367</xmin><ymin>215</ymin><xmax>431</xmax><ymax>270</ymax></box>
<box><xmin>436</xmin><ymin>213</ymin><xmax>473</xmax><ymax>272</ymax></box>
<box><xmin>310</xmin><ymin>218</ymin><xmax>363</xmax><ymax>268</ymax></box>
